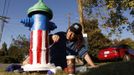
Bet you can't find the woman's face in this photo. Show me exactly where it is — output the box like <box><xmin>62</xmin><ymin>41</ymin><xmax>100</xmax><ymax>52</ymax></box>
<box><xmin>66</xmin><ymin>29</ymin><xmax>76</xmax><ymax>41</ymax></box>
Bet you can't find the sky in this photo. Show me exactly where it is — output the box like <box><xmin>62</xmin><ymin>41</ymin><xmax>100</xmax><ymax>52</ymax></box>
<box><xmin>0</xmin><ymin>0</ymin><xmax>79</xmax><ymax>47</ymax></box>
<box><xmin>0</xmin><ymin>0</ymin><xmax>133</xmax><ymax>48</ymax></box>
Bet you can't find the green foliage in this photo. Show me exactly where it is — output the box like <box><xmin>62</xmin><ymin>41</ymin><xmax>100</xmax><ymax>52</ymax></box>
<box><xmin>81</xmin><ymin>0</ymin><xmax>134</xmax><ymax>60</ymax></box>
<box><xmin>0</xmin><ymin>56</ymin><xmax>17</xmax><ymax>63</ymax></box>
<box><xmin>0</xmin><ymin>35</ymin><xmax>30</xmax><ymax>63</ymax></box>
<box><xmin>8</xmin><ymin>46</ymin><xmax>23</xmax><ymax>63</ymax></box>
<box><xmin>8</xmin><ymin>35</ymin><xmax>30</xmax><ymax>63</ymax></box>
<box><xmin>83</xmin><ymin>0</ymin><xmax>134</xmax><ymax>36</ymax></box>
<box><xmin>83</xmin><ymin>19</ymin><xmax>112</xmax><ymax>58</ymax></box>
<box><xmin>118</xmin><ymin>38</ymin><xmax>134</xmax><ymax>49</ymax></box>
<box><xmin>10</xmin><ymin>35</ymin><xmax>29</xmax><ymax>55</ymax></box>
<box><xmin>0</xmin><ymin>42</ymin><xmax>8</xmax><ymax>56</ymax></box>
<box><xmin>0</xmin><ymin>42</ymin><xmax>13</xmax><ymax>63</ymax></box>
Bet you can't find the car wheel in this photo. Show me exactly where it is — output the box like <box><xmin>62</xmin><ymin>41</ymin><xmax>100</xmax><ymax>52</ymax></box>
<box><xmin>123</xmin><ymin>54</ymin><xmax>130</xmax><ymax>61</ymax></box>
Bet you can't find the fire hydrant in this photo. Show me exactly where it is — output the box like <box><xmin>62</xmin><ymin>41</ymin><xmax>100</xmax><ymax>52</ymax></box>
<box><xmin>21</xmin><ymin>0</ymin><xmax>57</xmax><ymax>71</ymax></box>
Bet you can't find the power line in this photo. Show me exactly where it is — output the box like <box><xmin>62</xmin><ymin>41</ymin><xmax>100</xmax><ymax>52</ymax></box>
<box><xmin>0</xmin><ymin>0</ymin><xmax>10</xmax><ymax>42</ymax></box>
<box><xmin>0</xmin><ymin>0</ymin><xmax>3</xmax><ymax>16</ymax></box>
<box><xmin>67</xmin><ymin>13</ymin><xmax>71</xmax><ymax>28</ymax></box>
<box><xmin>0</xmin><ymin>16</ymin><xmax>9</xmax><ymax>42</ymax></box>
<box><xmin>2</xmin><ymin>0</ymin><xmax>7</xmax><ymax>16</ymax></box>
<box><xmin>5</xmin><ymin>0</ymin><xmax>11</xmax><ymax>16</ymax></box>
<box><xmin>2</xmin><ymin>0</ymin><xmax>10</xmax><ymax>16</ymax></box>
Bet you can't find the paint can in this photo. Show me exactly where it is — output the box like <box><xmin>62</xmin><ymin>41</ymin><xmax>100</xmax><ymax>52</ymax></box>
<box><xmin>66</xmin><ymin>55</ymin><xmax>75</xmax><ymax>75</ymax></box>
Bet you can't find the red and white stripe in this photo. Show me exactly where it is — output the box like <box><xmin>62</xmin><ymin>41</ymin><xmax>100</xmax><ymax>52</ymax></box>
<box><xmin>29</xmin><ymin>30</ymin><xmax>49</xmax><ymax>64</ymax></box>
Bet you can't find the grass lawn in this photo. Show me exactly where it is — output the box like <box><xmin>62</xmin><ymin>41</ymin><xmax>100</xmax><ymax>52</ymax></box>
<box><xmin>78</xmin><ymin>60</ymin><xmax>134</xmax><ymax>75</ymax></box>
<box><xmin>0</xmin><ymin>64</ymin><xmax>9</xmax><ymax>72</ymax></box>
<box><xmin>0</xmin><ymin>60</ymin><xmax>134</xmax><ymax>75</ymax></box>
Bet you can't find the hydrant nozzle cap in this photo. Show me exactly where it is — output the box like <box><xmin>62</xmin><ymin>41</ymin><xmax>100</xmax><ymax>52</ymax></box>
<box><xmin>27</xmin><ymin>0</ymin><xmax>53</xmax><ymax>20</ymax></box>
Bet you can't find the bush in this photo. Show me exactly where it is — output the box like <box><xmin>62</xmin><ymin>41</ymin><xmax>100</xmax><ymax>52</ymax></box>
<box><xmin>0</xmin><ymin>56</ymin><xmax>18</xmax><ymax>63</ymax></box>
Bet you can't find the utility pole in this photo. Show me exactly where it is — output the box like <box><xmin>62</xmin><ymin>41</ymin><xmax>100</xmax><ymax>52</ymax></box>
<box><xmin>77</xmin><ymin>0</ymin><xmax>88</xmax><ymax>50</ymax></box>
<box><xmin>67</xmin><ymin>13</ymin><xmax>71</xmax><ymax>28</ymax></box>
<box><xmin>77</xmin><ymin>0</ymin><xmax>84</xmax><ymax>33</ymax></box>
<box><xmin>0</xmin><ymin>16</ymin><xmax>9</xmax><ymax>42</ymax></box>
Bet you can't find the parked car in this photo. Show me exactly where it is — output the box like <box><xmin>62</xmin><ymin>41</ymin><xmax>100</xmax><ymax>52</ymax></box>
<box><xmin>98</xmin><ymin>45</ymin><xmax>134</xmax><ymax>61</ymax></box>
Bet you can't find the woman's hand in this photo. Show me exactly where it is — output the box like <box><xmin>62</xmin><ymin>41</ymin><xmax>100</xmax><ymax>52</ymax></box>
<box><xmin>52</xmin><ymin>35</ymin><xmax>60</xmax><ymax>43</ymax></box>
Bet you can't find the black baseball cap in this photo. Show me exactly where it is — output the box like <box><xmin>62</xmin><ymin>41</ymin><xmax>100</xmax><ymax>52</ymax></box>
<box><xmin>69</xmin><ymin>23</ymin><xmax>82</xmax><ymax>34</ymax></box>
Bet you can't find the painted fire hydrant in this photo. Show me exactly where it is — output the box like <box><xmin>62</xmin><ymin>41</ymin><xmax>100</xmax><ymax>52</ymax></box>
<box><xmin>21</xmin><ymin>0</ymin><xmax>57</xmax><ymax>71</ymax></box>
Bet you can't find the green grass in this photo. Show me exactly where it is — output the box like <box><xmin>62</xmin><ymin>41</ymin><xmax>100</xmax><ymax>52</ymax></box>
<box><xmin>1</xmin><ymin>61</ymin><xmax>134</xmax><ymax>75</ymax></box>
<box><xmin>0</xmin><ymin>64</ymin><xmax>9</xmax><ymax>72</ymax></box>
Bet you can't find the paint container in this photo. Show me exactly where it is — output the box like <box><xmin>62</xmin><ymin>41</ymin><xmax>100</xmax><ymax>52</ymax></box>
<box><xmin>66</xmin><ymin>55</ymin><xmax>75</xmax><ymax>75</ymax></box>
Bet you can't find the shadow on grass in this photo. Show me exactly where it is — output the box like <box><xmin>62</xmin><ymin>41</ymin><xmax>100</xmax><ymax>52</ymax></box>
<box><xmin>78</xmin><ymin>60</ymin><xmax>134</xmax><ymax>75</ymax></box>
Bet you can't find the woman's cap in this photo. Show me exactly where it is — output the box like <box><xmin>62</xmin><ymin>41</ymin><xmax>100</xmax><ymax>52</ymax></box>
<box><xmin>69</xmin><ymin>23</ymin><xmax>82</xmax><ymax>34</ymax></box>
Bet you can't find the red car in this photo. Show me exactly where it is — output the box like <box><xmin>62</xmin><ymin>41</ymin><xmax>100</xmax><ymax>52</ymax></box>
<box><xmin>98</xmin><ymin>45</ymin><xmax>134</xmax><ymax>61</ymax></box>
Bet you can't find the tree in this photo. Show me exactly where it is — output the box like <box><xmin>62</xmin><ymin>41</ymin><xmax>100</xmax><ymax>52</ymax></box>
<box><xmin>8</xmin><ymin>35</ymin><xmax>30</xmax><ymax>63</ymax></box>
<box><xmin>0</xmin><ymin>42</ymin><xmax>16</xmax><ymax>63</ymax></box>
<box><xmin>78</xmin><ymin>0</ymin><xmax>134</xmax><ymax>58</ymax></box>
<box><xmin>8</xmin><ymin>46</ymin><xmax>22</xmax><ymax>63</ymax></box>
<box><xmin>119</xmin><ymin>38</ymin><xmax>134</xmax><ymax>49</ymax></box>
<box><xmin>10</xmin><ymin>35</ymin><xmax>29</xmax><ymax>57</ymax></box>
<box><xmin>83</xmin><ymin>0</ymin><xmax>134</xmax><ymax>37</ymax></box>
<box><xmin>0</xmin><ymin>42</ymin><xmax>7</xmax><ymax>56</ymax></box>
<box><xmin>84</xmin><ymin>19</ymin><xmax>112</xmax><ymax>58</ymax></box>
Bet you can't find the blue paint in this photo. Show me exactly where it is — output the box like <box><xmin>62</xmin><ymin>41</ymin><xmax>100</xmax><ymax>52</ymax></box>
<box><xmin>47</xmin><ymin>70</ymin><xmax>54</xmax><ymax>75</ymax></box>
<box><xmin>20</xmin><ymin>18</ymin><xmax>33</xmax><ymax>29</ymax></box>
<box><xmin>31</xmin><ymin>14</ymin><xmax>49</xmax><ymax>30</ymax></box>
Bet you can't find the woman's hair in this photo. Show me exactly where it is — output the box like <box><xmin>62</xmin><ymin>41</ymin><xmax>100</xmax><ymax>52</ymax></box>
<box><xmin>68</xmin><ymin>23</ymin><xmax>84</xmax><ymax>50</ymax></box>
<box><xmin>75</xmin><ymin>33</ymin><xmax>85</xmax><ymax>50</ymax></box>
